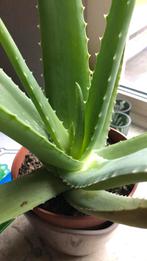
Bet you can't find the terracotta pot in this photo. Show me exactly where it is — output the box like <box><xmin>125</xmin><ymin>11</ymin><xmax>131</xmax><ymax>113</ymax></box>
<box><xmin>11</xmin><ymin>128</ymin><xmax>135</xmax><ymax>230</ymax></box>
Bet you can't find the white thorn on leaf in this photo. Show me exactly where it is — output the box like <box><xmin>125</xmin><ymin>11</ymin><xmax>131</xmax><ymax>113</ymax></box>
<box><xmin>111</xmin><ymin>172</ymin><xmax>117</xmax><ymax>177</ymax></box>
<box><xmin>40</xmin><ymin>73</ymin><xmax>43</xmax><ymax>78</ymax></box>
<box><xmin>132</xmin><ymin>169</ymin><xmax>138</xmax><ymax>173</ymax></box>
<box><xmin>103</xmin><ymin>95</ymin><xmax>106</xmax><ymax>101</ymax></box>
<box><xmin>38</xmin><ymin>42</ymin><xmax>41</xmax><ymax>46</ymax></box>
<box><xmin>103</xmin><ymin>14</ymin><xmax>108</xmax><ymax>19</ymax></box>
<box><xmin>82</xmin><ymin>5</ymin><xmax>85</xmax><ymax>11</ymax></box>
<box><xmin>99</xmin><ymin>36</ymin><xmax>103</xmax><ymax>41</ymax></box>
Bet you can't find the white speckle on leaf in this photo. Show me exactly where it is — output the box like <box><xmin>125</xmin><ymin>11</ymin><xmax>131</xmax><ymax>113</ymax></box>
<box><xmin>113</xmin><ymin>55</ymin><xmax>116</xmax><ymax>61</ymax></box>
<box><xmin>23</xmin><ymin>72</ymin><xmax>28</xmax><ymax>79</ymax></box>
<box><xmin>98</xmin><ymin>112</ymin><xmax>102</xmax><ymax>118</ymax></box>
<box><xmin>108</xmin><ymin>76</ymin><xmax>112</xmax><ymax>82</ymax></box>
<box><xmin>118</xmin><ymin>32</ymin><xmax>122</xmax><ymax>39</ymax></box>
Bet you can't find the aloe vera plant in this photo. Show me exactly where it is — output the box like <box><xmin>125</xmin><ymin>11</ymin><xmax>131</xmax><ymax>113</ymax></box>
<box><xmin>1</xmin><ymin>0</ymin><xmax>147</xmax><ymax>230</ymax></box>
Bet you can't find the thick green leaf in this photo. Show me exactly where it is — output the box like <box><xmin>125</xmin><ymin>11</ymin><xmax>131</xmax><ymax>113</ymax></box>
<box><xmin>83</xmin><ymin>0</ymin><xmax>135</xmax><ymax>152</ymax></box>
<box><xmin>0</xmin><ymin>69</ymin><xmax>47</xmax><ymax>137</ymax></box>
<box><xmin>0</xmin><ymin>168</ymin><xmax>67</xmax><ymax>225</ymax></box>
<box><xmin>58</xmin><ymin>148</ymin><xmax>147</xmax><ymax>189</ymax></box>
<box><xmin>0</xmin><ymin>71</ymin><xmax>82</xmax><ymax>171</ymax></box>
<box><xmin>0</xmin><ymin>220</ymin><xmax>14</xmax><ymax>233</ymax></box>
<box><xmin>67</xmin><ymin>189</ymin><xmax>147</xmax><ymax>228</ymax></box>
<box><xmin>38</xmin><ymin>0</ymin><xmax>90</xmax><ymax>128</ymax></box>
<box><xmin>97</xmin><ymin>133</ymin><xmax>147</xmax><ymax>159</ymax></box>
<box><xmin>0</xmin><ymin>19</ymin><xmax>69</xmax><ymax>151</ymax></box>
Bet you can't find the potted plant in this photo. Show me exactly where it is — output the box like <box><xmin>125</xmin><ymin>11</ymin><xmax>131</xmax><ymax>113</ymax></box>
<box><xmin>1</xmin><ymin>0</ymin><xmax>147</xmax><ymax>255</ymax></box>
<box><xmin>111</xmin><ymin>111</ymin><xmax>131</xmax><ymax>135</ymax></box>
<box><xmin>114</xmin><ymin>98</ymin><xmax>132</xmax><ymax>115</ymax></box>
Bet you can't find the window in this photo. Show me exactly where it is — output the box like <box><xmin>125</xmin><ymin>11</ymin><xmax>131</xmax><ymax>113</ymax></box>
<box><xmin>120</xmin><ymin>0</ymin><xmax>147</xmax><ymax>96</ymax></box>
<box><xmin>119</xmin><ymin>0</ymin><xmax>147</xmax><ymax>128</ymax></box>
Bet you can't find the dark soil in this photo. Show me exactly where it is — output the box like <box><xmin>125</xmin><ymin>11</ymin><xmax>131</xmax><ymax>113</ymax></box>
<box><xmin>19</xmin><ymin>152</ymin><xmax>134</xmax><ymax>218</ymax></box>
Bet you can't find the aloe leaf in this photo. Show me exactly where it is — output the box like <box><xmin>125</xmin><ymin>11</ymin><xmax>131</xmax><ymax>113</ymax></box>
<box><xmin>58</xmin><ymin>148</ymin><xmax>147</xmax><ymax>189</ymax></box>
<box><xmin>0</xmin><ymin>168</ymin><xmax>67</xmax><ymax>225</ymax></box>
<box><xmin>38</xmin><ymin>0</ymin><xmax>90</xmax><ymax>128</ymax></box>
<box><xmin>0</xmin><ymin>19</ymin><xmax>69</xmax><ymax>151</ymax></box>
<box><xmin>70</xmin><ymin>83</ymin><xmax>85</xmax><ymax>158</ymax></box>
<box><xmin>0</xmin><ymin>220</ymin><xmax>14</xmax><ymax>233</ymax></box>
<box><xmin>0</xmin><ymin>71</ymin><xmax>82</xmax><ymax>171</ymax></box>
<box><xmin>0</xmin><ymin>106</ymin><xmax>81</xmax><ymax>171</ymax></box>
<box><xmin>66</xmin><ymin>189</ymin><xmax>147</xmax><ymax>228</ymax></box>
<box><xmin>83</xmin><ymin>0</ymin><xmax>135</xmax><ymax>152</ymax></box>
<box><xmin>97</xmin><ymin>133</ymin><xmax>147</xmax><ymax>160</ymax></box>
<box><xmin>0</xmin><ymin>69</ymin><xmax>47</xmax><ymax>137</ymax></box>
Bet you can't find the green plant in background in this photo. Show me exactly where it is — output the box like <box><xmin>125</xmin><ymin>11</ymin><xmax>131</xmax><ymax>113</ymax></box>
<box><xmin>1</xmin><ymin>0</ymin><xmax>147</xmax><ymax>230</ymax></box>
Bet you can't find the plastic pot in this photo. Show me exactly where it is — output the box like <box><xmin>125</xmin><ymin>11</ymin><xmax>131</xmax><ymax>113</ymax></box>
<box><xmin>111</xmin><ymin>111</ymin><xmax>131</xmax><ymax>135</ymax></box>
<box><xmin>114</xmin><ymin>99</ymin><xmax>132</xmax><ymax>115</ymax></box>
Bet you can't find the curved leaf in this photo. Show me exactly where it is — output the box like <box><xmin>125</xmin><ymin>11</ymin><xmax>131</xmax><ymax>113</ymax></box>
<box><xmin>0</xmin><ymin>19</ymin><xmax>69</xmax><ymax>150</ymax></box>
<box><xmin>0</xmin><ymin>168</ymin><xmax>67</xmax><ymax>225</ymax></box>
<box><xmin>97</xmin><ymin>133</ymin><xmax>147</xmax><ymax>159</ymax></box>
<box><xmin>58</xmin><ymin>149</ymin><xmax>147</xmax><ymax>189</ymax></box>
<box><xmin>66</xmin><ymin>189</ymin><xmax>147</xmax><ymax>228</ymax></box>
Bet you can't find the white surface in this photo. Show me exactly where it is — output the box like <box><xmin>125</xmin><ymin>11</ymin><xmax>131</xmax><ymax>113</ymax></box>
<box><xmin>0</xmin><ymin>132</ymin><xmax>21</xmax><ymax>169</ymax></box>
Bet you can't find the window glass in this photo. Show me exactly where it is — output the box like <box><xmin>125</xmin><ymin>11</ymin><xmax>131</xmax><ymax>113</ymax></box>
<box><xmin>121</xmin><ymin>0</ymin><xmax>147</xmax><ymax>95</ymax></box>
